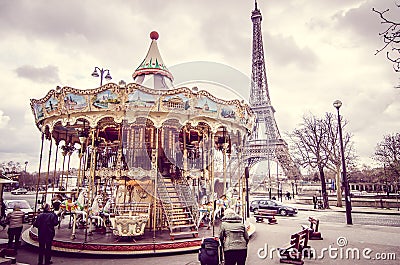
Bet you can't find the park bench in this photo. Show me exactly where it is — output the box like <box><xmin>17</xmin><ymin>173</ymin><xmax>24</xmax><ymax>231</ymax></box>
<box><xmin>301</xmin><ymin>216</ymin><xmax>323</xmax><ymax>240</ymax></box>
<box><xmin>254</xmin><ymin>209</ymin><xmax>278</xmax><ymax>224</ymax></box>
<box><xmin>278</xmin><ymin>228</ymin><xmax>311</xmax><ymax>265</ymax></box>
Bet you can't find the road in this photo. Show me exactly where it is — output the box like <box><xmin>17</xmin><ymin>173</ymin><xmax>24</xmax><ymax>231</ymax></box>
<box><xmin>5</xmin><ymin>192</ymin><xmax>400</xmax><ymax>228</ymax></box>
<box><xmin>3</xmin><ymin>192</ymin><xmax>399</xmax><ymax>264</ymax></box>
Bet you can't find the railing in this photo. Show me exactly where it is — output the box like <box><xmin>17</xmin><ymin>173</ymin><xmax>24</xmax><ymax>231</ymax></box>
<box><xmin>114</xmin><ymin>202</ymin><xmax>151</xmax><ymax>216</ymax></box>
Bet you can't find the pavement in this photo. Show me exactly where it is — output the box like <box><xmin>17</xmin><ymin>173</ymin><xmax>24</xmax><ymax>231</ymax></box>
<box><xmin>1</xmin><ymin>199</ymin><xmax>399</xmax><ymax>265</ymax></box>
<box><xmin>287</xmin><ymin>197</ymin><xmax>400</xmax><ymax>216</ymax></box>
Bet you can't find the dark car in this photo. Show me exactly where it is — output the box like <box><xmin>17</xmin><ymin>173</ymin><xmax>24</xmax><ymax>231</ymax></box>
<box><xmin>250</xmin><ymin>199</ymin><xmax>298</xmax><ymax>216</ymax></box>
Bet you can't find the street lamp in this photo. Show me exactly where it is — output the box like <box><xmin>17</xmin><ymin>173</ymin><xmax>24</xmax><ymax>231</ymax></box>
<box><xmin>333</xmin><ymin>99</ymin><xmax>353</xmax><ymax>225</ymax></box>
<box><xmin>91</xmin><ymin>67</ymin><xmax>112</xmax><ymax>86</ymax></box>
<box><xmin>23</xmin><ymin>161</ymin><xmax>28</xmax><ymax>187</ymax></box>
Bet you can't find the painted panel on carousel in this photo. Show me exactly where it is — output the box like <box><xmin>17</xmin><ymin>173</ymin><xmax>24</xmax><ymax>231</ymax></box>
<box><xmin>45</xmin><ymin>97</ymin><xmax>59</xmax><ymax>114</ymax></box>
<box><xmin>92</xmin><ymin>89</ymin><xmax>120</xmax><ymax>109</ymax></box>
<box><xmin>194</xmin><ymin>96</ymin><xmax>217</xmax><ymax>114</ymax></box>
<box><xmin>64</xmin><ymin>93</ymin><xmax>87</xmax><ymax>111</ymax></box>
<box><xmin>220</xmin><ymin>105</ymin><xmax>236</xmax><ymax>119</ymax></box>
<box><xmin>126</xmin><ymin>90</ymin><xmax>157</xmax><ymax>109</ymax></box>
<box><xmin>238</xmin><ymin>107</ymin><xmax>251</xmax><ymax>126</ymax></box>
<box><xmin>162</xmin><ymin>93</ymin><xmax>190</xmax><ymax>110</ymax></box>
<box><xmin>33</xmin><ymin>103</ymin><xmax>44</xmax><ymax>120</ymax></box>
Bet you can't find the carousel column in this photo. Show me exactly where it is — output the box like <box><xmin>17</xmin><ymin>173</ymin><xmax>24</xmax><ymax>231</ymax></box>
<box><xmin>183</xmin><ymin>126</ymin><xmax>188</xmax><ymax>178</ymax></box>
<box><xmin>60</xmin><ymin>131</ymin><xmax>69</xmax><ymax>188</ymax></box>
<box><xmin>52</xmin><ymin>138</ymin><xmax>60</xmax><ymax>190</ymax></box>
<box><xmin>65</xmin><ymin>146</ymin><xmax>73</xmax><ymax>191</ymax></box>
<box><xmin>210</xmin><ymin>131</ymin><xmax>216</xmax><ymax>236</ymax></box>
<box><xmin>200</xmin><ymin>135</ymin><xmax>205</xmax><ymax>204</ymax></box>
<box><xmin>77</xmin><ymin>135</ymin><xmax>87</xmax><ymax>196</ymax></box>
<box><xmin>44</xmin><ymin>137</ymin><xmax>53</xmax><ymax>200</ymax></box>
<box><xmin>85</xmin><ymin>128</ymin><xmax>97</xmax><ymax>241</ymax></box>
<box><xmin>222</xmin><ymin>143</ymin><xmax>227</xmax><ymax>196</ymax></box>
<box><xmin>34</xmin><ymin>132</ymin><xmax>45</xmax><ymax>213</ymax></box>
<box><xmin>237</xmin><ymin>146</ymin><xmax>244</xmax><ymax>220</ymax></box>
<box><xmin>60</xmin><ymin>145</ymin><xmax>67</xmax><ymax>189</ymax></box>
<box><xmin>152</xmin><ymin>127</ymin><xmax>159</xmax><ymax>245</ymax></box>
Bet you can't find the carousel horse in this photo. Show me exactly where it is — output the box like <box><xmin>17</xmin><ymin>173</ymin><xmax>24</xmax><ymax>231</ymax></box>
<box><xmin>101</xmin><ymin>197</ymin><xmax>114</xmax><ymax>227</ymax></box>
<box><xmin>198</xmin><ymin>202</ymin><xmax>213</xmax><ymax>228</ymax></box>
<box><xmin>88</xmin><ymin>193</ymin><xmax>106</xmax><ymax>231</ymax></box>
<box><xmin>214</xmin><ymin>196</ymin><xmax>230</xmax><ymax>220</ymax></box>
<box><xmin>58</xmin><ymin>189</ymin><xmax>87</xmax><ymax>231</ymax></box>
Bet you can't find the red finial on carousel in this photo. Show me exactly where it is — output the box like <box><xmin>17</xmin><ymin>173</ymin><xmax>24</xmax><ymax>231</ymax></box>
<box><xmin>150</xmin><ymin>31</ymin><xmax>159</xmax><ymax>40</ymax></box>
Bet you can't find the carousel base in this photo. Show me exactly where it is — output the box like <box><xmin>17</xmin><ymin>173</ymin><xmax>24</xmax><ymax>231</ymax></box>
<box><xmin>22</xmin><ymin>219</ymin><xmax>256</xmax><ymax>256</ymax></box>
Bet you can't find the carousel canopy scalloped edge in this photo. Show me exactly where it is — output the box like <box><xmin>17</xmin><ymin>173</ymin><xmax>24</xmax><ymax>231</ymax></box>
<box><xmin>30</xmin><ymin>82</ymin><xmax>255</xmax><ymax>133</ymax></box>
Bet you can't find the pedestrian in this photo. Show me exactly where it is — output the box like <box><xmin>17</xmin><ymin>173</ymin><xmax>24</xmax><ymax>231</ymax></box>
<box><xmin>219</xmin><ymin>208</ymin><xmax>249</xmax><ymax>265</ymax></box>
<box><xmin>0</xmin><ymin>199</ymin><xmax>6</xmax><ymax>221</ymax></box>
<box><xmin>33</xmin><ymin>203</ymin><xmax>59</xmax><ymax>265</ymax></box>
<box><xmin>5</xmin><ymin>204</ymin><xmax>24</xmax><ymax>252</ymax></box>
<box><xmin>312</xmin><ymin>194</ymin><xmax>318</xmax><ymax>209</ymax></box>
<box><xmin>0</xmin><ymin>199</ymin><xmax>6</xmax><ymax>229</ymax></box>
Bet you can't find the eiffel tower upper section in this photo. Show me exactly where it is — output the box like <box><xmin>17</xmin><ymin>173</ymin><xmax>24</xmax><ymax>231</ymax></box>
<box><xmin>249</xmin><ymin>1</ymin><xmax>281</xmax><ymax>142</ymax></box>
<box><xmin>245</xmin><ymin>1</ymin><xmax>300</xmax><ymax>178</ymax></box>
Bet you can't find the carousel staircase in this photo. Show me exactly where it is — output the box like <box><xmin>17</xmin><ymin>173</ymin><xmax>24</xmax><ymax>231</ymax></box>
<box><xmin>158</xmin><ymin>175</ymin><xmax>198</xmax><ymax>240</ymax></box>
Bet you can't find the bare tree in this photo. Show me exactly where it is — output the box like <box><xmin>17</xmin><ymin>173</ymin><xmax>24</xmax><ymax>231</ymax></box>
<box><xmin>288</xmin><ymin>114</ymin><xmax>330</xmax><ymax>209</ymax></box>
<box><xmin>374</xmin><ymin>133</ymin><xmax>400</xmax><ymax>181</ymax></box>
<box><xmin>0</xmin><ymin>161</ymin><xmax>23</xmax><ymax>175</ymax></box>
<box><xmin>323</xmin><ymin>113</ymin><xmax>357</xmax><ymax>207</ymax></box>
<box><xmin>373</xmin><ymin>3</ymin><xmax>400</xmax><ymax>74</ymax></box>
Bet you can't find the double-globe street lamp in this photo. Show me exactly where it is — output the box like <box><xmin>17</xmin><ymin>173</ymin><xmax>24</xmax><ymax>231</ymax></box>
<box><xmin>333</xmin><ymin>99</ymin><xmax>353</xmax><ymax>225</ymax></box>
<box><xmin>91</xmin><ymin>67</ymin><xmax>112</xmax><ymax>86</ymax></box>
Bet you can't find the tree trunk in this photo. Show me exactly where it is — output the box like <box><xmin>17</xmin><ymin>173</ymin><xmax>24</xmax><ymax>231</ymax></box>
<box><xmin>335</xmin><ymin>165</ymin><xmax>342</xmax><ymax>207</ymax></box>
<box><xmin>318</xmin><ymin>166</ymin><xmax>330</xmax><ymax>209</ymax></box>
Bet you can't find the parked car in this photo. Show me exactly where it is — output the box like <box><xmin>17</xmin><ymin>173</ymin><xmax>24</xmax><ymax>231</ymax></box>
<box><xmin>10</xmin><ymin>188</ymin><xmax>28</xmax><ymax>195</ymax></box>
<box><xmin>250</xmin><ymin>199</ymin><xmax>298</xmax><ymax>216</ymax></box>
<box><xmin>4</xmin><ymin>199</ymin><xmax>33</xmax><ymax>222</ymax></box>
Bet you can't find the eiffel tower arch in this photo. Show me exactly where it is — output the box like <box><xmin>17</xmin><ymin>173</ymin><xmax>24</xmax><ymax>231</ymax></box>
<box><xmin>244</xmin><ymin>1</ymin><xmax>300</xmax><ymax>180</ymax></box>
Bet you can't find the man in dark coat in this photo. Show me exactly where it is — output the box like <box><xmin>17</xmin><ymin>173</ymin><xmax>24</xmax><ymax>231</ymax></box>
<box><xmin>33</xmin><ymin>204</ymin><xmax>59</xmax><ymax>265</ymax></box>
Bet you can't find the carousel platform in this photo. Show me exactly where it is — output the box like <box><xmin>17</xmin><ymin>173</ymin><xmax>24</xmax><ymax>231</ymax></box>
<box><xmin>22</xmin><ymin>219</ymin><xmax>256</xmax><ymax>256</ymax></box>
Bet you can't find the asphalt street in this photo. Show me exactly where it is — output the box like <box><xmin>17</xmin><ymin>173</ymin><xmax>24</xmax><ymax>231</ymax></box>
<box><xmin>2</xmin><ymin>192</ymin><xmax>400</xmax><ymax>265</ymax></box>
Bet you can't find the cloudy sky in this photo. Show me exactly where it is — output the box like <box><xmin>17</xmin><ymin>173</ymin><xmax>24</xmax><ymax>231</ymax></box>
<box><xmin>0</xmin><ymin>0</ymin><xmax>399</xmax><ymax>173</ymax></box>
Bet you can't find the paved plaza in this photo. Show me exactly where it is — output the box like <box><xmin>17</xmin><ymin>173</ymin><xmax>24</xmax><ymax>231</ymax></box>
<box><xmin>2</xmin><ymin>201</ymin><xmax>399</xmax><ymax>265</ymax></box>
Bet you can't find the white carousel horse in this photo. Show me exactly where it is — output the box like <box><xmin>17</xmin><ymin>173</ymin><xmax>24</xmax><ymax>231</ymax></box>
<box><xmin>89</xmin><ymin>193</ymin><xmax>105</xmax><ymax>230</ymax></box>
<box><xmin>58</xmin><ymin>189</ymin><xmax>88</xmax><ymax>239</ymax></box>
<box><xmin>213</xmin><ymin>195</ymin><xmax>233</xmax><ymax>220</ymax></box>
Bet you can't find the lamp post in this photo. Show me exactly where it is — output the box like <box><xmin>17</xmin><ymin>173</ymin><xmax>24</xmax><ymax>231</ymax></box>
<box><xmin>91</xmin><ymin>67</ymin><xmax>112</xmax><ymax>86</ymax></box>
<box><xmin>333</xmin><ymin>99</ymin><xmax>353</xmax><ymax>225</ymax></box>
<box><xmin>24</xmin><ymin>161</ymin><xmax>28</xmax><ymax>187</ymax></box>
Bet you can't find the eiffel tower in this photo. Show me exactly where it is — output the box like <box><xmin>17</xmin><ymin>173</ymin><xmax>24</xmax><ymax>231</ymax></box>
<box><xmin>244</xmin><ymin>1</ymin><xmax>300</xmax><ymax>179</ymax></box>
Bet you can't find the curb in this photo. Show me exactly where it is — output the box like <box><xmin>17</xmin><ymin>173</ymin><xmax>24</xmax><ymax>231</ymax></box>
<box><xmin>296</xmin><ymin>206</ymin><xmax>400</xmax><ymax>215</ymax></box>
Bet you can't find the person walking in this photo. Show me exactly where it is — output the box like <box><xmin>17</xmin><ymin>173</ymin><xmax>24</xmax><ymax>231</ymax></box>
<box><xmin>0</xmin><ymin>199</ymin><xmax>6</xmax><ymax>220</ymax></box>
<box><xmin>33</xmin><ymin>203</ymin><xmax>59</xmax><ymax>265</ymax></box>
<box><xmin>5</xmin><ymin>204</ymin><xmax>24</xmax><ymax>252</ymax></box>
<box><xmin>0</xmin><ymin>199</ymin><xmax>6</xmax><ymax>229</ymax></box>
<box><xmin>312</xmin><ymin>194</ymin><xmax>318</xmax><ymax>209</ymax></box>
<box><xmin>219</xmin><ymin>208</ymin><xmax>249</xmax><ymax>265</ymax></box>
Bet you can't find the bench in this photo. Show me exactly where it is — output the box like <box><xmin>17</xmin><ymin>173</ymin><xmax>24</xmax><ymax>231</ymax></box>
<box><xmin>254</xmin><ymin>209</ymin><xmax>278</xmax><ymax>224</ymax></box>
<box><xmin>301</xmin><ymin>217</ymin><xmax>323</xmax><ymax>240</ymax></box>
<box><xmin>278</xmin><ymin>229</ymin><xmax>311</xmax><ymax>265</ymax></box>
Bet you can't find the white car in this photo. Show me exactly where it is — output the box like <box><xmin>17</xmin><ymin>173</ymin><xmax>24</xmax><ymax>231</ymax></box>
<box><xmin>11</xmin><ymin>188</ymin><xmax>28</xmax><ymax>195</ymax></box>
<box><xmin>4</xmin><ymin>199</ymin><xmax>33</xmax><ymax>222</ymax></box>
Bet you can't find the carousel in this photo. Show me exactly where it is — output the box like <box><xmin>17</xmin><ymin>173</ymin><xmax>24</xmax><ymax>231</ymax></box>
<box><xmin>23</xmin><ymin>31</ymin><xmax>255</xmax><ymax>255</ymax></box>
